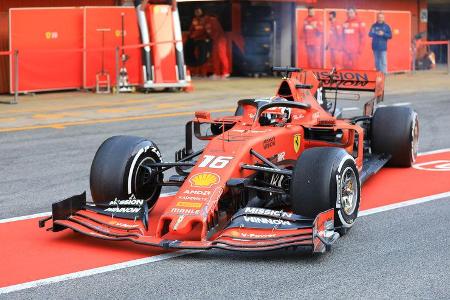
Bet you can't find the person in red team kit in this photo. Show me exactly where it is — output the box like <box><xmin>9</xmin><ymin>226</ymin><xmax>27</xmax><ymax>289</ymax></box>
<box><xmin>205</xmin><ymin>15</ymin><xmax>230</xmax><ymax>79</ymax></box>
<box><xmin>189</xmin><ymin>7</ymin><xmax>207</xmax><ymax>41</ymax></box>
<box><xmin>303</xmin><ymin>6</ymin><xmax>322</xmax><ymax>68</ymax></box>
<box><xmin>327</xmin><ymin>11</ymin><xmax>342</xmax><ymax>69</ymax></box>
<box><xmin>188</xmin><ymin>8</ymin><xmax>208</xmax><ymax>76</ymax></box>
<box><xmin>342</xmin><ymin>7</ymin><xmax>366</xmax><ymax>69</ymax></box>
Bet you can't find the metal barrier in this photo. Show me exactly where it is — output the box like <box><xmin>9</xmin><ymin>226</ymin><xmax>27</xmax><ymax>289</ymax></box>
<box><xmin>0</xmin><ymin>50</ymin><xmax>18</xmax><ymax>104</ymax></box>
<box><xmin>413</xmin><ymin>40</ymin><xmax>450</xmax><ymax>74</ymax></box>
<box><xmin>113</xmin><ymin>40</ymin><xmax>191</xmax><ymax>93</ymax></box>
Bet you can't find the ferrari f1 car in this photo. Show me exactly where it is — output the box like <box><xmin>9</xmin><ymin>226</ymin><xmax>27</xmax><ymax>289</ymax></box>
<box><xmin>40</xmin><ymin>67</ymin><xmax>419</xmax><ymax>253</ymax></box>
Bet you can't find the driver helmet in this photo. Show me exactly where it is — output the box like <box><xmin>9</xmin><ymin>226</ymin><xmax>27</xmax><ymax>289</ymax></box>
<box><xmin>261</xmin><ymin>96</ymin><xmax>292</xmax><ymax>124</ymax></box>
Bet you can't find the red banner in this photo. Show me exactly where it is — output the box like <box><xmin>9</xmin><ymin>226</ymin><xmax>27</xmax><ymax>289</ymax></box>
<box><xmin>84</xmin><ymin>7</ymin><xmax>142</xmax><ymax>89</ymax></box>
<box><xmin>383</xmin><ymin>11</ymin><xmax>411</xmax><ymax>72</ymax></box>
<box><xmin>9</xmin><ymin>8</ymin><xmax>84</xmax><ymax>93</ymax></box>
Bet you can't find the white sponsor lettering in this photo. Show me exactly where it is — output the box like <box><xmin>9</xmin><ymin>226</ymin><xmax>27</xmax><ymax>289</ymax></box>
<box><xmin>198</xmin><ymin>155</ymin><xmax>233</xmax><ymax>169</ymax></box>
<box><xmin>171</xmin><ymin>208</ymin><xmax>200</xmax><ymax>215</ymax></box>
<box><xmin>244</xmin><ymin>207</ymin><xmax>292</xmax><ymax>218</ymax></box>
<box><xmin>109</xmin><ymin>221</ymin><xmax>139</xmax><ymax>229</ymax></box>
<box><xmin>105</xmin><ymin>207</ymin><xmax>141</xmax><ymax>213</ymax></box>
<box><xmin>183</xmin><ymin>190</ymin><xmax>211</xmax><ymax>196</ymax></box>
<box><xmin>243</xmin><ymin>216</ymin><xmax>291</xmax><ymax>226</ymax></box>
<box><xmin>108</xmin><ymin>199</ymin><xmax>144</xmax><ymax>206</ymax></box>
<box><xmin>241</xmin><ymin>233</ymin><xmax>276</xmax><ymax>239</ymax></box>
<box><xmin>149</xmin><ymin>146</ymin><xmax>162</xmax><ymax>158</ymax></box>
<box><xmin>231</xmin><ymin>130</ymin><xmax>266</xmax><ymax>133</ymax></box>
<box><xmin>172</xmin><ymin>215</ymin><xmax>184</xmax><ymax>231</ymax></box>
<box><xmin>178</xmin><ymin>196</ymin><xmax>206</xmax><ymax>201</ymax></box>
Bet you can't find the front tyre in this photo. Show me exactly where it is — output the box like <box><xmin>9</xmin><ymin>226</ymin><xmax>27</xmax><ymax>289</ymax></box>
<box><xmin>90</xmin><ymin>135</ymin><xmax>163</xmax><ymax>207</ymax></box>
<box><xmin>290</xmin><ymin>148</ymin><xmax>361</xmax><ymax>235</ymax></box>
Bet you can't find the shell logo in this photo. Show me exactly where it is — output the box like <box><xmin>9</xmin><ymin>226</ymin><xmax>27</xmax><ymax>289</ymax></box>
<box><xmin>189</xmin><ymin>172</ymin><xmax>220</xmax><ymax>188</ymax></box>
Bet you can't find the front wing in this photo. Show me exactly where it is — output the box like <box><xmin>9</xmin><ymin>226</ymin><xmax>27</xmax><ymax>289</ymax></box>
<box><xmin>40</xmin><ymin>193</ymin><xmax>339</xmax><ymax>253</ymax></box>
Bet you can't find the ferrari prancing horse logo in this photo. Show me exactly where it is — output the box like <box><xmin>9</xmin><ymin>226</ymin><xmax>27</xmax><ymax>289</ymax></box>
<box><xmin>293</xmin><ymin>134</ymin><xmax>301</xmax><ymax>153</ymax></box>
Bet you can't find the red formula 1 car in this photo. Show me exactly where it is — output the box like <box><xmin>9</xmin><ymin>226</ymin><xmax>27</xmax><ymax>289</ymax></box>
<box><xmin>40</xmin><ymin>67</ymin><xmax>419</xmax><ymax>253</ymax></box>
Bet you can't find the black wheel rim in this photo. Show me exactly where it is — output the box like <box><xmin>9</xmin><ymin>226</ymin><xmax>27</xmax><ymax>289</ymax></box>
<box><xmin>134</xmin><ymin>156</ymin><xmax>160</xmax><ymax>202</ymax></box>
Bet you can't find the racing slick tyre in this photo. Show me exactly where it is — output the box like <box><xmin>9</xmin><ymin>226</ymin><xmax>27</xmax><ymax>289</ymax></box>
<box><xmin>371</xmin><ymin>106</ymin><xmax>419</xmax><ymax>167</ymax></box>
<box><xmin>90</xmin><ymin>135</ymin><xmax>163</xmax><ymax>207</ymax></box>
<box><xmin>290</xmin><ymin>147</ymin><xmax>361</xmax><ymax>235</ymax></box>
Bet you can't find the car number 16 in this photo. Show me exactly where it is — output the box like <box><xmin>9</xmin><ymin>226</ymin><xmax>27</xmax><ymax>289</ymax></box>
<box><xmin>198</xmin><ymin>155</ymin><xmax>233</xmax><ymax>168</ymax></box>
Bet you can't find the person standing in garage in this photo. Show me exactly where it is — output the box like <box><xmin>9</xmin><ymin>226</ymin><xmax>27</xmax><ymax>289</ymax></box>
<box><xmin>205</xmin><ymin>15</ymin><xmax>230</xmax><ymax>79</ymax></box>
<box><xmin>342</xmin><ymin>7</ymin><xmax>366</xmax><ymax>69</ymax></box>
<box><xmin>327</xmin><ymin>11</ymin><xmax>342</xmax><ymax>69</ymax></box>
<box><xmin>303</xmin><ymin>6</ymin><xmax>323</xmax><ymax>68</ymax></box>
<box><xmin>188</xmin><ymin>7</ymin><xmax>208</xmax><ymax>76</ymax></box>
<box><xmin>369</xmin><ymin>12</ymin><xmax>392</xmax><ymax>74</ymax></box>
<box><xmin>189</xmin><ymin>8</ymin><xmax>207</xmax><ymax>41</ymax></box>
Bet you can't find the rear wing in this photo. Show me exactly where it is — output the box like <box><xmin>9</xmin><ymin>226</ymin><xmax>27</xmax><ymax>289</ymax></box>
<box><xmin>271</xmin><ymin>66</ymin><xmax>385</xmax><ymax>116</ymax></box>
<box><xmin>311</xmin><ymin>69</ymin><xmax>385</xmax><ymax>98</ymax></box>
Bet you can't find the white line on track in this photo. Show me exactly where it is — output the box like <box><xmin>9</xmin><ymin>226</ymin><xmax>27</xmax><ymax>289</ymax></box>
<box><xmin>0</xmin><ymin>250</ymin><xmax>199</xmax><ymax>294</ymax></box>
<box><xmin>342</xmin><ymin>107</ymin><xmax>359</xmax><ymax>111</ymax></box>
<box><xmin>378</xmin><ymin>102</ymin><xmax>412</xmax><ymax>108</ymax></box>
<box><xmin>358</xmin><ymin>191</ymin><xmax>450</xmax><ymax>217</ymax></box>
<box><xmin>1</xmin><ymin>191</ymin><xmax>449</xmax><ymax>294</ymax></box>
<box><xmin>392</xmin><ymin>102</ymin><xmax>412</xmax><ymax>106</ymax></box>
<box><xmin>1</xmin><ymin>149</ymin><xmax>450</xmax><ymax>294</ymax></box>
<box><xmin>418</xmin><ymin>148</ymin><xmax>450</xmax><ymax>156</ymax></box>
<box><xmin>0</xmin><ymin>212</ymin><xmax>51</xmax><ymax>224</ymax></box>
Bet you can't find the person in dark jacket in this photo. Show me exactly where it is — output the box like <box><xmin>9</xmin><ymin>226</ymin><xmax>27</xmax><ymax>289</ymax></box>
<box><xmin>369</xmin><ymin>12</ymin><xmax>392</xmax><ymax>74</ymax></box>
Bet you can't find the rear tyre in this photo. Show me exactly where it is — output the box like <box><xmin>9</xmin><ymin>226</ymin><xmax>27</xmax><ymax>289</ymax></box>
<box><xmin>371</xmin><ymin>106</ymin><xmax>419</xmax><ymax>167</ymax></box>
<box><xmin>290</xmin><ymin>148</ymin><xmax>361</xmax><ymax>235</ymax></box>
<box><xmin>90</xmin><ymin>135</ymin><xmax>163</xmax><ymax>207</ymax></box>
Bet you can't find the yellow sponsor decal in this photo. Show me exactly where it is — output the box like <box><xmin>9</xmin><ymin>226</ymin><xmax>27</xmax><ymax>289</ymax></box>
<box><xmin>229</xmin><ymin>230</ymin><xmax>239</xmax><ymax>237</ymax></box>
<box><xmin>293</xmin><ymin>134</ymin><xmax>301</xmax><ymax>153</ymax></box>
<box><xmin>115</xmin><ymin>30</ymin><xmax>127</xmax><ymax>37</ymax></box>
<box><xmin>189</xmin><ymin>172</ymin><xmax>220</xmax><ymax>188</ymax></box>
<box><xmin>45</xmin><ymin>32</ymin><xmax>58</xmax><ymax>39</ymax></box>
<box><xmin>176</xmin><ymin>201</ymin><xmax>202</xmax><ymax>209</ymax></box>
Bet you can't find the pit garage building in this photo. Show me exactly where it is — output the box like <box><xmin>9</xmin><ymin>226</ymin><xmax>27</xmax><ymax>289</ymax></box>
<box><xmin>0</xmin><ymin>0</ymin><xmax>448</xmax><ymax>93</ymax></box>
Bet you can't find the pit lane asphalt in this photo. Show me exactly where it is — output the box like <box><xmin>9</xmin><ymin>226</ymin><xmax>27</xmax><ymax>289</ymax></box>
<box><xmin>1</xmin><ymin>80</ymin><xmax>450</xmax><ymax>299</ymax></box>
